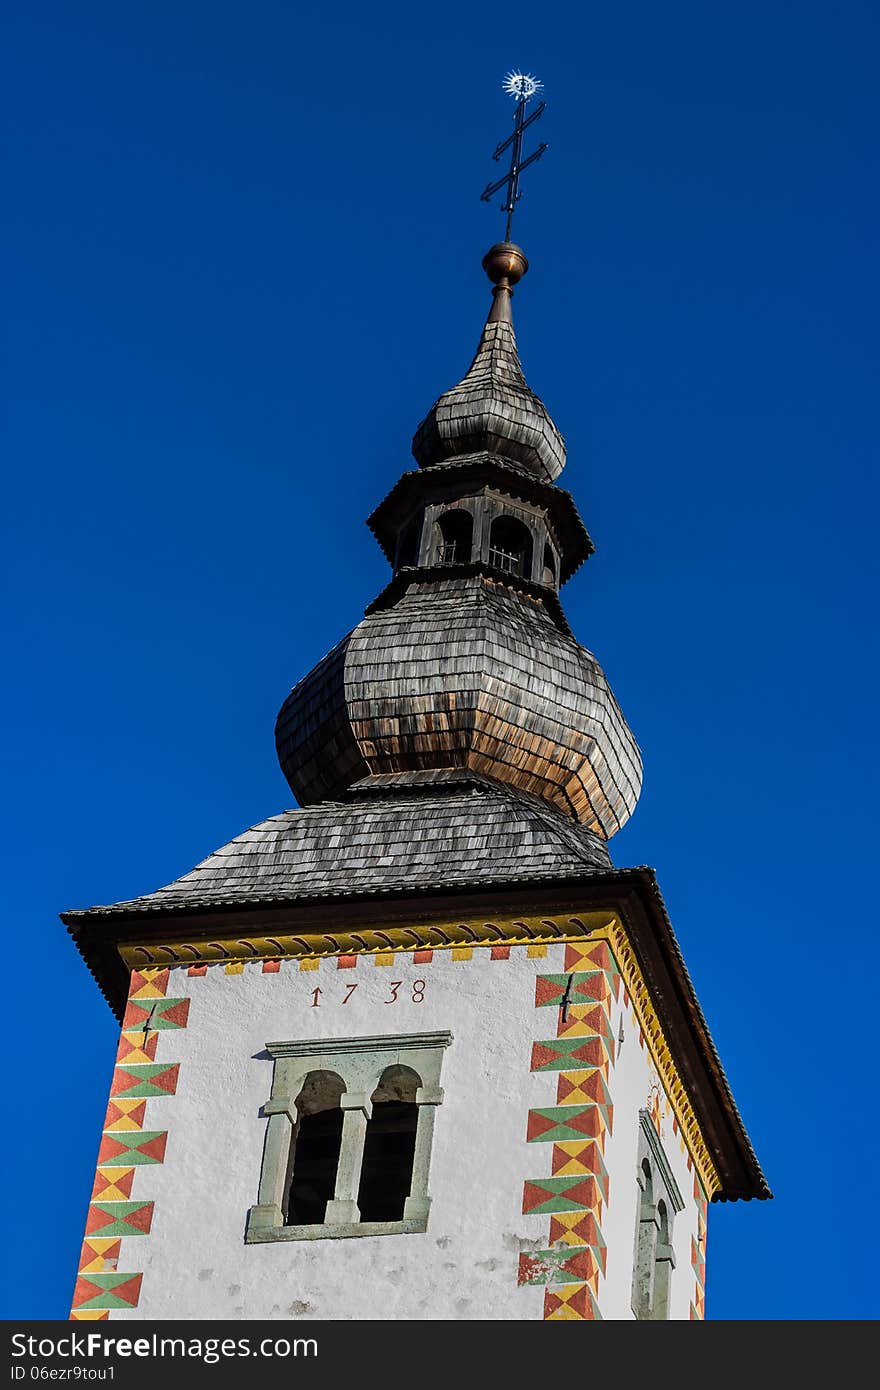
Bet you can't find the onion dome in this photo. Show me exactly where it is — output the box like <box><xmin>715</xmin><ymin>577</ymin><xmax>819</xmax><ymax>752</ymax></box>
<box><xmin>412</xmin><ymin>243</ymin><xmax>566</xmax><ymax>482</ymax></box>
<box><xmin>276</xmin><ymin>575</ymin><xmax>642</xmax><ymax>839</ymax></box>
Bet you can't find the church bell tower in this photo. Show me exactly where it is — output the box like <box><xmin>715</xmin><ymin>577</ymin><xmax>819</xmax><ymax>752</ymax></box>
<box><xmin>64</xmin><ymin>83</ymin><xmax>769</xmax><ymax>1322</ymax></box>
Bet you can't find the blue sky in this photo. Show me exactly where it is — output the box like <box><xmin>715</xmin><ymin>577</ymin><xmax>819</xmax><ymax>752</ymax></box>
<box><xmin>3</xmin><ymin>1</ymin><xmax>877</xmax><ymax>1319</ymax></box>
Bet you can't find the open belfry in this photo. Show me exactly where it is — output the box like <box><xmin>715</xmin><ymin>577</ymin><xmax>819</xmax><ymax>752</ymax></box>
<box><xmin>64</xmin><ymin>76</ymin><xmax>769</xmax><ymax>1322</ymax></box>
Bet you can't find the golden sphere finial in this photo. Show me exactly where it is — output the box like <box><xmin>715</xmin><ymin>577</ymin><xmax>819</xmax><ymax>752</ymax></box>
<box><xmin>482</xmin><ymin>242</ymin><xmax>529</xmax><ymax>287</ymax></box>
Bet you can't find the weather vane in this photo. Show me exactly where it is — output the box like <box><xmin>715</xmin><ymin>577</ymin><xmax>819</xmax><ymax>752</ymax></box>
<box><xmin>481</xmin><ymin>71</ymin><xmax>548</xmax><ymax>242</ymax></box>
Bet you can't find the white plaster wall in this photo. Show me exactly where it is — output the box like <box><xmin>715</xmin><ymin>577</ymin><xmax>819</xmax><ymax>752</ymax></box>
<box><xmin>110</xmin><ymin>942</ymin><xmax>704</xmax><ymax>1321</ymax></box>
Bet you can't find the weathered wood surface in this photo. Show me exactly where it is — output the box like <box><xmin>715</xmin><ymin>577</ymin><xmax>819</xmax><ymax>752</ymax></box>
<box><xmin>276</xmin><ymin>575</ymin><xmax>642</xmax><ymax>838</ymax></box>
<box><xmin>367</xmin><ymin>453</ymin><xmax>593</xmax><ymax>584</ymax></box>
<box><xmin>413</xmin><ymin>315</ymin><xmax>565</xmax><ymax>482</ymax></box>
<box><xmin>68</xmin><ymin>779</ymin><xmax>612</xmax><ymax>916</ymax></box>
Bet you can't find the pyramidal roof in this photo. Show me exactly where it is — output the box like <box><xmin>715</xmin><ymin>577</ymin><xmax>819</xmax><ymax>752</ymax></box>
<box><xmin>63</xmin><ymin>779</ymin><xmax>614</xmax><ymax>917</ymax></box>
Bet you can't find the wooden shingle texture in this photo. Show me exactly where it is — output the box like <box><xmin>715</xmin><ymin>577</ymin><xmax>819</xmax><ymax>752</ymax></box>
<box><xmin>412</xmin><ymin>315</ymin><xmax>566</xmax><ymax>482</ymax></box>
<box><xmin>68</xmin><ymin>782</ymin><xmax>613</xmax><ymax>916</ymax></box>
<box><xmin>276</xmin><ymin>575</ymin><xmax>642</xmax><ymax>838</ymax></box>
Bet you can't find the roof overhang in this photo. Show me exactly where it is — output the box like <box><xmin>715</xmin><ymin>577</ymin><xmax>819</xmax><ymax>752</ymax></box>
<box><xmin>363</xmin><ymin>562</ymin><xmax>575</xmax><ymax>635</ymax></box>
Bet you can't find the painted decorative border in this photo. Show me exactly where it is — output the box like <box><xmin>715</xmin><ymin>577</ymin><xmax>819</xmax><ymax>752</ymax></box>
<box><xmin>118</xmin><ymin>912</ymin><xmax>618</xmax><ymax>970</ymax></box>
<box><xmin>70</xmin><ymin>969</ymin><xmax>188</xmax><ymax>1320</ymax></box>
<box><xmin>602</xmin><ymin>918</ymin><xmax>719</xmax><ymax>1197</ymax></box>
<box><xmin>519</xmin><ymin>938</ymin><xmax>618</xmax><ymax>1319</ymax></box>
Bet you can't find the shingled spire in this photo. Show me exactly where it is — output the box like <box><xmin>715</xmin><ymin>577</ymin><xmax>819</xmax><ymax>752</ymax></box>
<box><xmin>412</xmin><ymin>243</ymin><xmax>566</xmax><ymax>482</ymax></box>
<box><xmin>274</xmin><ymin>242</ymin><xmax>643</xmax><ymax>837</ymax></box>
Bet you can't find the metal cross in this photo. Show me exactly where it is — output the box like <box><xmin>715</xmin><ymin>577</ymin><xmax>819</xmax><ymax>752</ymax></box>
<box><xmin>481</xmin><ymin>72</ymin><xmax>548</xmax><ymax>242</ymax></box>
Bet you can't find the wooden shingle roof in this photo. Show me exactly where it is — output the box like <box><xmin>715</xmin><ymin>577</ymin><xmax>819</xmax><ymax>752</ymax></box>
<box><xmin>275</xmin><ymin>576</ymin><xmax>643</xmax><ymax>837</ymax></box>
<box><xmin>412</xmin><ymin>290</ymin><xmax>566</xmax><ymax>482</ymax></box>
<box><xmin>64</xmin><ymin>781</ymin><xmax>613</xmax><ymax>918</ymax></box>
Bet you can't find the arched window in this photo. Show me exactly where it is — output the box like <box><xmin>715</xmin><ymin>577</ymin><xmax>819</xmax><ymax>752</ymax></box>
<box><xmin>357</xmin><ymin>1065</ymin><xmax>421</xmax><ymax>1222</ymax></box>
<box><xmin>247</xmin><ymin>1032</ymin><xmax>451</xmax><ymax>1243</ymax></box>
<box><xmin>542</xmin><ymin>542</ymin><xmax>557</xmax><ymax>586</ymax></box>
<box><xmin>435</xmin><ymin>509</ymin><xmax>473</xmax><ymax>566</ymax></box>
<box><xmin>396</xmin><ymin>516</ymin><xmax>421</xmax><ymax>571</ymax></box>
<box><xmin>284</xmin><ymin>1070</ymin><xmax>346</xmax><ymax>1226</ymax></box>
<box><xmin>633</xmin><ymin>1158</ymin><xmax>656</xmax><ymax>1319</ymax></box>
<box><xmin>488</xmin><ymin>515</ymin><xmax>533</xmax><ymax>578</ymax></box>
<box><xmin>631</xmin><ymin>1111</ymin><xmax>684</xmax><ymax>1319</ymax></box>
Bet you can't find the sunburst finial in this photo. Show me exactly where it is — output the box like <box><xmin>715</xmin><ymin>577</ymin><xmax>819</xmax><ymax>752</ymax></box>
<box><xmin>502</xmin><ymin>71</ymin><xmax>543</xmax><ymax>103</ymax></box>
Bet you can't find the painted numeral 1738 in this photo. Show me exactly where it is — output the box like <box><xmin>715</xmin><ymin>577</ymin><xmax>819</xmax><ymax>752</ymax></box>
<box><xmin>309</xmin><ymin>981</ymin><xmax>426</xmax><ymax>1007</ymax></box>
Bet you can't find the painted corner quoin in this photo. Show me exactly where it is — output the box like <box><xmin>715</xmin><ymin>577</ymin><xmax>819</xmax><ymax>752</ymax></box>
<box><xmin>520</xmin><ymin>938</ymin><xmax>616</xmax><ymax>1319</ymax></box>
<box><xmin>71</xmin><ymin>969</ymin><xmax>189</xmax><ymax>1319</ymax></box>
<box><xmin>517</xmin><ymin>921</ymin><xmax>719</xmax><ymax>1320</ymax></box>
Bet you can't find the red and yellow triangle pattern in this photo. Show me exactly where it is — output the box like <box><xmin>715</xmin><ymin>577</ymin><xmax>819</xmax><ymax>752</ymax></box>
<box><xmin>70</xmin><ymin>966</ymin><xmax>189</xmax><ymax>1320</ymax></box>
<box><xmin>78</xmin><ymin>1239</ymin><xmax>121</xmax><ymax>1274</ymax></box>
<box><xmin>116</xmin><ymin>1030</ymin><xmax>158</xmax><ymax>1065</ymax></box>
<box><xmin>523</xmin><ymin>939</ymin><xmax>621</xmax><ymax>1320</ymax></box>
<box><xmin>102</xmin><ymin>1098</ymin><xmax>147</xmax><ymax>1132</ymax></box>
<box><xmin>544</xmin><ymin>1282</ymin><xmax>601</xmax><ymax>1320</ymax></box>
<box><xmin>91</xmin><ymin>1167</ymin><xmax>135</xmax><ymax>1202</ymax></box>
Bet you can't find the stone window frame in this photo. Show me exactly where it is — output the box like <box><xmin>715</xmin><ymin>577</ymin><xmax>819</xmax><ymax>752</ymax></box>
<box><xmin>631</xmin><ymin>1109</ymin><xmax>685</xmax><ymax>1319</ymax></box>
<box><xmin>246</xmin><ymin>1031</ymin><xmax>452</xmax><ymax>1243</ymax></box>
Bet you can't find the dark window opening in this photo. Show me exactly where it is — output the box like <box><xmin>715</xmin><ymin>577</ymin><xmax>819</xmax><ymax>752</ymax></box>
<box><xmin>357</xmin><ymin>1065</ymin><xmax>420</xmax><ymax>1223</ymax></box>
<box><xmin>488</xmin><ymin>515</ymin><xmax>533</xmax><ymax>578</ymax></box>
<box><xmin>284</xmin><ymin>1071</ymin><xmax>345</xmax><ymax>1226</ymax></box>
<box><xmin>396</xmin><ymin>516</ymin><xmax>421</xmax><ymax>571</ymax></box>
<box><xmin>436</xmin><ymin>509</ymin><xmax>473</xmax><ymax>566</ymax></box>
<box><xmin>542</xmin><ymin>542</ymin><xmax>557</xmax><ymax>586</ymax></box>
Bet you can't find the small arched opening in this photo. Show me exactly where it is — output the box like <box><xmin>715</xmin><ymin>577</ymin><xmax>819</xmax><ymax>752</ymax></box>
<box><xmin>284</xmin><ymin>1070</ymin><xmax>346</xmax><ymax>1226</ymax></box>
<box><xmin>357</xmin><ymin>1065</ymin><xmax>421</xmax><ymax>1222</ymax></box>
<box><xmin>435</xmin><ymin>509</ymin><xmax>473</xmax><ymax>566</ymax></box>
<box><xmin>396</xmin><ymin>516</ymin><xmax>421</xmax><ymax>571</ymax></box>
<box><xmin>542</xmin><ymin>542</ymin><xmax>557</xmax><ymax>586</ymax></box>
<box><xmin>488</xmin><ymin>515</ymin><xmax>533</xmax><ymax>578</ymax></box>
<box><xmin>641</xmin><ymin>1157</ymin><xmax>653</xmax><ymax>1196</ymax></box>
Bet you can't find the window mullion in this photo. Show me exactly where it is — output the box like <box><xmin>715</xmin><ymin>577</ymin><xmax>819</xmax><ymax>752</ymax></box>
<box><xmin>402</xmin><ymin>1084</ymin><xmax>443</xmax><ymax>1222</ymax></box>
<box><xmin>248</xmin><ymin>1100</ymin><xmax>296</xmax><ymax>1232</ymax></box>
<box><xmin>325</xmin><ymin>1091</ymin><xmax>372</xmax><ymax>1225</ymax></box>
